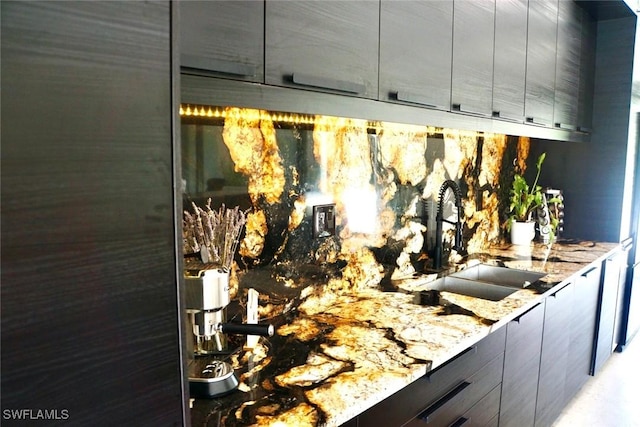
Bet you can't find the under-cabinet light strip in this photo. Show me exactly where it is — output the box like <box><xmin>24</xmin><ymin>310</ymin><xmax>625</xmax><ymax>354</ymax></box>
<box><xmin>179</xmin><ymin>104</ymin><xmax>452</xmax><ymax>137</ymax></box>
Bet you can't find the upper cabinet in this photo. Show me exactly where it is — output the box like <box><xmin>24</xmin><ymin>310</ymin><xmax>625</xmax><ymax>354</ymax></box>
<box><xmin>451</xmin><ymin>0</ymin><xmax>495</xmax><ymax>116</ymax></box>
<box><xmin>492</xmin><ymin>0</ymin><xmax>528</xmax><ymax>122</ymax></box>
<box><xmin>265</xmin><ymin>1</ymin><xmax>379</xmax><ymax>99</ymax></box>
<box><xmin>577</xmin><ymin>6</ymin><xmax>597</xmax><ymax>133</ymax></box>
<box><xmin>554</xmin><ymin>0</ymin><xmax>582</xmax><ymax>131</ymax></box>
<box><xmin>179</xmin><ymin>1</ymin><xmax>264</xmax><ymax>82</ymax></box>
<box><xmin>178</xmin><ymin>0</ymin><xmax>601</xmax><ymax>141</ymax></box>
<box><xmin>525</xmin><ymin>0</ymin><xmax>559</xmax><ymax>127</ymax></box>
<box><xmin>379</xmin><ymin>0</ymin><xmax>453</xmax><ymax>110</ymax></box>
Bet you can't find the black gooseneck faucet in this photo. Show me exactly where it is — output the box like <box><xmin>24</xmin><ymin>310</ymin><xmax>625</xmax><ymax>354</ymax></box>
<box><xmin>433</xmin><ymin>180</ymin><xmax>464</xmax><ymax>269</ymax></box>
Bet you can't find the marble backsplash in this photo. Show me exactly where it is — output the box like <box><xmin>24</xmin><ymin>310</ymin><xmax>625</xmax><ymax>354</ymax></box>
<box><xmin>181</xmin><ymin>105</ymin><xmax>534</xmax><ymax>290</ymax></box>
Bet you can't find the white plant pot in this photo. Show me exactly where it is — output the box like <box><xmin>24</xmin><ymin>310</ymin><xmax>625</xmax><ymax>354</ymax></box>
<box><xmin>510</xmin><ymin>220</ymin><xmax>535</xmax><ymax>246</ymax></box>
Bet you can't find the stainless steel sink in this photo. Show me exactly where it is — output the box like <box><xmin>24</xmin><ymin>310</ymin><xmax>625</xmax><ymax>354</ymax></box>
<box><xmin>419</xmin><ymin>276</ymin><xmax>519</xmax><ymax>302</ymax></box>
<box><xmin>450</xmin><ymin>264</ymin><xmax>545</xmax><ymax>288</ymax></box>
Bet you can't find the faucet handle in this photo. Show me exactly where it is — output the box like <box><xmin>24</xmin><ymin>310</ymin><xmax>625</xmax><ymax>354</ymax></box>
<box><xmin>454</xmin><ymin>227</ymin><xmax>464</xmax><ymax>252</ymax></box>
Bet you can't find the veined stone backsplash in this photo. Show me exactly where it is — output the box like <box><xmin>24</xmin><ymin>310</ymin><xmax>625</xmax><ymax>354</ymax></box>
<box><xmin>181</xmin><ymin>105</ymin><xmax>533</xmax><ymax>290</ymax></box>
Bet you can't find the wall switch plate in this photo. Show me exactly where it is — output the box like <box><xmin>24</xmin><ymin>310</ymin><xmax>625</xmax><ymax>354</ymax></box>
<box><xmin>312</xmin><ymin>204</ymin><xmax>336</xmax><ymax>238</ymax></box>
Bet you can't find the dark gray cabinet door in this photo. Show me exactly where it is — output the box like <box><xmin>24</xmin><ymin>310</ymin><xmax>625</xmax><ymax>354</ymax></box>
<box><xmin>577</xmin><ymin>6</ymin><xmax>597</xmax><ymax>133</ymax></box>
<box><xmin>1</xmin><ymin>1</ymin><xmax>185</xmax><ymax>424</ymax></box>
<box><xmin>379</xmin><ymin>0</ymin><xmax>453</xmax><ymax>109</ymax></box>
<box><xmin>492</xmin><ymin>0</ymin><xmax>528</xmax><ymax>122</ymax></box>
<box><xmin>553</xmin><ymin>0</ymin><xmax>582</xmax><ymax>130</ymax></box>
<box><xmin>566</xmin><ymin>264</ymin><xmax>601</xmax><ymax>398</ymax></box>
<box><xmin>594</xmin><ymin>250</ymin><xmax>626</xmax><ymax>374</ymax></box>
<box><xmin>266</xmin><ymin>1</ymin><xmax>379</xmax><ymax>99</ymax></box>
<box><xmin>180</xmin><ymin>1</ymin><xmax>264</xmax><ymax>82</ymax></box>
<box><xmin>499</xmin><ymin>303</ymin><xmax>544</xmax><ymax>427</ymax></box>
<box><xmin>535</xmin><ymin>282</ymin><xmax>572</xmax><ymax>427</ymax></box>
<box><xmin>451</xmin><ymin>0</ymin><xmax>495</xmax><ymax>116</ymax></box>
<box><xmin>525</xmin><ymin>0</ymin><xmax>558</xmax><ymax>127</ymax></box>
<box><xmin>613</xmin><ymin>240</ymin><xmax>632</xmax><ymax>351</ymax></box>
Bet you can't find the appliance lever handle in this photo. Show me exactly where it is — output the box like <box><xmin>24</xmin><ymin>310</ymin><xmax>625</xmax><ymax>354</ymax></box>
<box><xmin>220</xmin><ymin>322</ymin><xmax>274</xmax><ymax>337</ymax></box>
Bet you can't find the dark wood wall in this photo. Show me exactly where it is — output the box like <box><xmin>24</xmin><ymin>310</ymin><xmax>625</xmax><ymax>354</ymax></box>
<box><xmin>1</xmin><ymin>2</ymin><xmax>187</xmax><ymax>425</ymax></box>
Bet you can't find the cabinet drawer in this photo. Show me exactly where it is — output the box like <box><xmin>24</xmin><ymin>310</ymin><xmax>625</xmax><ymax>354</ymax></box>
<box><xmin>358</xmin><ymin>327</ymin><xmax>506</xmax><ymax>427</ymax></box>
<box><xmin>405</xmin><ymin>354</ymin><xmax>504</xmax><ymax>427</ymax></box>
<box><xmin>459</xmin><ymin>384</ymin><xmax>502</xmax><ymax>427</ymax></box>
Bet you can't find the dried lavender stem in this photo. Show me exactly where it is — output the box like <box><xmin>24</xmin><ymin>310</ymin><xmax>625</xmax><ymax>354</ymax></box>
<box><xmin>183</xmin><ymin>199</ymin><xmax>246</xmax><ymax>268</ymax></box>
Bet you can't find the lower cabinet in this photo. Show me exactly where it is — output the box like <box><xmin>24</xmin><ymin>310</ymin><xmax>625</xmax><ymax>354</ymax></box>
<box><xmin>499</xmin><ymin>303</ymin><xmax>544</xmax><ymax>427</ymax></box>
<box><xmin>566</xmin><ymin>263</ymin><xmax>602</xmax><ymax>397</ymax></box>
<box><xmin>534</xmin><ymin>260</ymin><xmax>602</xmax><ymax>427</ymax></box>
<box><xmin>595</xmin><ymin>239</ymin><xmax>631</xmax><ymax>370</ymax></box>
<box><xmin>534</xmin><ymin>281</ymin><xmax>574</xmax><ymax>427</ymax></box>
<box><xmin>356</xmin><ymin>327</ymin><xmax>506</xmax><ymax>427</ymax></box>
<box><xmin>344</xmin><ymin>256</ymin><xmax>617</xmax><ymax>427</ymax></box>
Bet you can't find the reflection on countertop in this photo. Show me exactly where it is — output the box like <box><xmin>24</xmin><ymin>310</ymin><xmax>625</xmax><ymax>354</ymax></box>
<box><xmin>190</xmin><ymin>240</ymin><xmax>618</xmax><ymax>427</ymax></box>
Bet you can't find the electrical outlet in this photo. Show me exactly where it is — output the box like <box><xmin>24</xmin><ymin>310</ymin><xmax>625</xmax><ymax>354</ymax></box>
<box><xmin>312</xmin><ymin>204</ymin><xmax>336</xmax><ymax>238</ymax></box>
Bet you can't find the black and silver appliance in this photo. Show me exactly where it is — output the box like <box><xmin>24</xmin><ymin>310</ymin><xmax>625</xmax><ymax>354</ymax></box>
<box><xmin>185</xmin><ymin>268</ymin><xmax>273</xmax><ymax>397</ymax></box>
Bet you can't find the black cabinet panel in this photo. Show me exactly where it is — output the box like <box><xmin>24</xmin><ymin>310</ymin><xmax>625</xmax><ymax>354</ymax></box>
<box><xmin>554</xmin><ymin>0</ymin><xmax>582</xmax><ymax>130</ymax></box>
<box><xmin>525</xmin><ymin>0</ymin><xmax>558</xmax><ymax>127</ymax></box>
<box><xmin>594</xmin><ymin>254</ymin><xmax>624</xmax><ymax>373</ymax></box>
<box><xmin>1</xmin><ymin>1</ymin><xmax>185</xmax><ymax>425</ymax></box>
<box><xmin>577</xmin><ymin>6</ymin><xmax>597</xmax><ymax>133</ymax></box>
<box><xmin>266</xmin><ymin>1</ymin><xmax>379</xmax><ymax>98</ymax></box>
<box><xmin>493</xmin><ymin>0</ymin><xmax>528</xmax><ymax>122</ymax></box>
<box><xmin>535</xmin><ymin>282</ymin><xmax>573</xmax><ymax>427</ymax></box>
<box><xmin>613</xmin><ymin>241</ymin><xmax>632</xmax><ymax>351</ymax></box>
<box><xmin>500</xmin><ymin>303</ymin><xmax>544</xmax><ymax>427</ymax></box>
<box><xmin>566</xmin><ymin>264</ymin><xmax>601</xmax><ymax>399</ymax></box>
<box><xmin>180</xmin><ymin>0</ymin><xmax>264</xmax><ymax>82</ymax></box>
<box><xmin>379</xmin><ymin>0</ymin><xmax>453</xmax><ymax>109</ymax></box>
<box><xmin>451</xmin><ymin>0</ymin><xmax>495</xmax><ymax>116</ymax></box>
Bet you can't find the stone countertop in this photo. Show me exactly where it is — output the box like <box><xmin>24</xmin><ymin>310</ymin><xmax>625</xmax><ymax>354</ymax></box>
<box><xmin>189</xmin><ymin>240</ymin><xmax>619</xmax><ymax>427</ymax></box>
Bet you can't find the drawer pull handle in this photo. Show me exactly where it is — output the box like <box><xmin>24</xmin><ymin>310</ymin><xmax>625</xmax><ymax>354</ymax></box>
<box><xmin>493</xmin><ymin>111</ymin><xmax>524</xmax><ymax>122</ymax></box>
<box><xmin>513</xmin><ymin>302</ymin><xmax>543</xmax><ymax>323</ymax></box>
<box><xmin>290</xmin><ymin>73</ymin><xmax>365</xmax><ymax>94</ymax></box>
<box><xmin>181</xmin><ymin>55</ymin><xmax>257</xmax><ymax>77</ymax></box>
<box><xmin>526</xmin><ymin>116</ymin><xmax>549</xmax><ymax>126</ymax></box>
<box><xmin>417</xmin><ymin>381</ymin><xmax>472</xmax><ymax>422</ymax></box>
<box><xmin>555</xmin><ymin>122</ymin><xmax>576</xmax><ymax>131</ymax></box>
<box><xmin>451</xmin><ymin>103</ymin><xmax>488</xmax><ymax>117</ymax></box>
<box><xmin>393</xmin><ymin>91</ymin><xmax>438</xmax><ymax>109</ymax></box>
<box><xmin>581</xmin><ymin>266</ymin><xmax>598</xmax><ymax>277</ymax></box>
<box><xmin>450</xmin><ymin>417</ymin><xmax>469</xmax><ymax>427</ymax></box>
<box><xmin>425</xmin><ymin>345</ymin><xmax>477</xmax><ymax>383</ymax></box>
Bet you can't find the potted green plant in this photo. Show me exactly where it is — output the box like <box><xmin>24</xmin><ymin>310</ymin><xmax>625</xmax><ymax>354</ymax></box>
<box><xmin>507</xmin><ymin>152</ymin><xmax>548</xmax><ymax>245</ymax></box>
